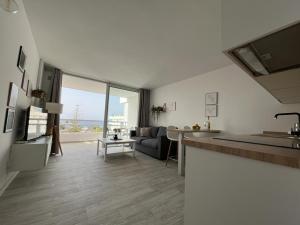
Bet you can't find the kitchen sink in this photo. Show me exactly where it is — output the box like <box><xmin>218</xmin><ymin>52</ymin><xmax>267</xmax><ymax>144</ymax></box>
<box><xmin>287</xmin><ymin>136</ymin><xmax>300</xmax><ymax>140</ymax></box>
<box><xmin>213</xmin><ymin>135</ymin><xmax>300</xmax><ymax>150</ymax></box>
<box><xmin>253</xmin><ymin>133</ymin><xmax>300</xmax><ymax>141</ymax></box>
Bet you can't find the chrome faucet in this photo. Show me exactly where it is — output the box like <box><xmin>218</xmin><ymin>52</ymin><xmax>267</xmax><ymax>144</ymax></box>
<box><xmin>274</xmin><ymin>112</ymin><xmax>300</xmax><ymax>136</ymax></box>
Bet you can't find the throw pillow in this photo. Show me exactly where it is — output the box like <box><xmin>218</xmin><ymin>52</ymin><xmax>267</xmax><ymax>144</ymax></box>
<box><xmin>135</xmin><ymin>127</ymin><xmax>141</xmax><ymax>137</ymax></box>
<box><xmin>151</xmin><ymin>127</ymin><xmax>159</xmax><ymax>138</ymax></box>
<box><xmin>140</xmin><ymin>127</ymin><xmax>151</xmax><ymax>137</ymax></box>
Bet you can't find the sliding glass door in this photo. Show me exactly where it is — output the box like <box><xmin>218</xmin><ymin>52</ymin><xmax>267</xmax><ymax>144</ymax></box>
<box><xmin>60</xmin><ymin>74</ymin><xmax>139</xmax><ymax>144</ymax></box>
<box><xmin>60</xmin><ymin>75</ymin><xmax>107</xmax><ymax>143</ymax></box>
<box><xmin>106</xmin><ymin>86</ymin><xmax>139</xmax><ymax>138</ymax></box>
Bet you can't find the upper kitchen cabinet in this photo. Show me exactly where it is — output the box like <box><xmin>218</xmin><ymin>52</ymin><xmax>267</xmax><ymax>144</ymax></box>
<box><xmin>222</xmin><ymin>0</ymin><xmax>300</xmax><ymax>104</ymax></box>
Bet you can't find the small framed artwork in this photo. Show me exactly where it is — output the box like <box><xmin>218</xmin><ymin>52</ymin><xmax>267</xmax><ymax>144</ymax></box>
<box><xmin>166</xmin><ymin>101</ymin><xmax>176</xmax><ymax>111</ymax></box>
<box><xmin>205</xmin><ymin>92</ymin><xmax>218</xmax><ymax>105</ymax></box>
<box><xmin>21</xmin><ymin>70</ymin><xmax>29</xmax><ymax>92</ymax></box>
<box><xmin>7</xmin><ymin>82</ymin><xmax>19</xmax><ymax>108</ymax></box>
<box><xmin>3</xmin><ymin>108</ymin><xmax>15</xmax><ymax>133</ymax></box>
<box><xmin>205</xmin><ymin>105</ymin><xmax>218</xmax><ymax>117</ymax></box>
<box><xmin>17</xmin><ymin>46</ymin><xmax>26</xmax><ymax>73</ymax></box>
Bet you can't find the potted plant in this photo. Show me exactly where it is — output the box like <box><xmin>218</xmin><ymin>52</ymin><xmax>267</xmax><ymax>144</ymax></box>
<box><xmin>31</xmin><ymin>89</ymin><xmax>47</xmax><ymax>108</ymax></box>
<box><xmin>151</xmin><ymin>105</ymin><xmax>165</xmax><ymax>121</ymax></box>
<box><xmin>31</xmin><ymin>89</ymin><xmax>47</xmax><ymax>100</ymax></box>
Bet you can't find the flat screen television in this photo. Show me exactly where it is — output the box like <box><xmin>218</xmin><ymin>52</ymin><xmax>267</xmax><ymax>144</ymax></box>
<box><xmin>24</xmin><ymin>106</ymin><xmax>48</xmax><ymax>141</ymax></box>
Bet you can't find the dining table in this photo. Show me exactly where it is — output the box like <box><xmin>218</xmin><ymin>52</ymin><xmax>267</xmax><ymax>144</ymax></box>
<box><xmin>167</xmin><ymin>128</ymin><xmax>221</xmax><ymax>176</ymax></box>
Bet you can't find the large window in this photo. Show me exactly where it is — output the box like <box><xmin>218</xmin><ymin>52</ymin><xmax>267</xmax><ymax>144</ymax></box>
<box><xmin>59</xmin><ymin>75</ymin><xmax>139</xmax><ymax>143</ymax></box>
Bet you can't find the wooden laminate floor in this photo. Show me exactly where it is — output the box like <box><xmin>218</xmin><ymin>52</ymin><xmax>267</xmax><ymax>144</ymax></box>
<box><xmin>0</xmin><ymin>142</ymin><xmax>184</xmax><ymax>225</ymax></box>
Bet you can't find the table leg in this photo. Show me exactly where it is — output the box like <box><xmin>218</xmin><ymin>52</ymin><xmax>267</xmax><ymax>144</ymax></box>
<box><xmin>104</xmin><ymin>144</ymin><xmax>107</xmax><ymax>162</ymax></box>
<box><xmin>178</xmin><ymin>132</ymin><xmax>185</xmax><ymax>176</ymax></box>
<box><xmin>133</xmin><ymin>142</ymin><xmax>136</xmax><ymax>158</ymax></box>
<box><xmin>97</xmin><ymin>140</ymin><xmax>100</xmax><ymax>156</ymax></box>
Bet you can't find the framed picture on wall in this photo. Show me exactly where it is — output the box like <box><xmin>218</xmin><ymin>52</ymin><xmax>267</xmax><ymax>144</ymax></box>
<box><xmin>17</xmin><ymin>46</ymin><xmax>26</xmax><ymax>73</ymax></box>
<box><xmin>21</xmin><ymin>70</ymin><xmax>29</xmax><ymax>92</ymax></box>
<box><xmin>205</xmin><ymin>105</ymin><xmax>218</xmax><ymax>117</ymax></box>
<box><xmin>166</xmin><ymin>101</ymin><xmax>176</xmax><ymax>111</ymax></box>
<box><xmin>7</xmin><ymin>82</ymin><xmax>19</xmax><ymax>108</ymax></box>
<box><xmin>3</xmin><ymin>108</ymin><xmax>15</xmax><ymax>133</ymax></box>
<box><xmin>205</xmin><ymin>92</ymin><xmax>218</xmax><ymax>105</ymax></box>
<box><xmin>26</xmin><ymin>80</ymin><xmax>32</xmax><ymax>97</ymax></box>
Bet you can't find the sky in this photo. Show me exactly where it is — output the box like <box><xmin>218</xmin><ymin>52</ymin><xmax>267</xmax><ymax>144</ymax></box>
<box><xmin>61</xmin><ymin>87</ymin><xmax>124</xmax><ymax>120</ymax></box>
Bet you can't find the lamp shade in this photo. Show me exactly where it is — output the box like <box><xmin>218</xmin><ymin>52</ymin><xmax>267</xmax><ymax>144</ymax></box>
<box><xmin>45</xmin><ymin>102</ymin><xmax>63</xmax><ymax>114</ymax></box>
<box><xmin>0</xmin><ymin>0</ymin><xmax>19</xmax><ymax>13</ymax></box>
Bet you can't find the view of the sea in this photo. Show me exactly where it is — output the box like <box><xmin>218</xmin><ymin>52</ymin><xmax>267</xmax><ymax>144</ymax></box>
<box><xmin>60</xmin><ymin>119</ymin><xmax>104</xmax><ymax>128</ymax></box>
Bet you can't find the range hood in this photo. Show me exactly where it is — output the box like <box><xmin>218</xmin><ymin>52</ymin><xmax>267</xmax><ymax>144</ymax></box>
<box><xmin>225</xmin><ymin>22</ymin><xmax>300</xmax><ymax>104</ymax></box>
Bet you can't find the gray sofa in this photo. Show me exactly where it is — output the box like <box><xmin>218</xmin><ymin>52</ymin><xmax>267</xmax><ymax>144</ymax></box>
<box><xmin>130</xmin><ymin>126</ymin><xmax>175</xmax><ymax>160</ymax></box>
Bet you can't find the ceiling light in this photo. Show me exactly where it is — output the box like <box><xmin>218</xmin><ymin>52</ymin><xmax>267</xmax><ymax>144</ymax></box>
<box><xmin>0</xmin><ymin>0</ymin><xmax>19</xmax><ymax>14</ymax></box>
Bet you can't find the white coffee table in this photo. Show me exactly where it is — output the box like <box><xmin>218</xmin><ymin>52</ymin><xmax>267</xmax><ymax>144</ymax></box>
<box><xmin>97</xmin><ymin>138</ymin><xmax>136</xmax><ymax>161</ymax></box>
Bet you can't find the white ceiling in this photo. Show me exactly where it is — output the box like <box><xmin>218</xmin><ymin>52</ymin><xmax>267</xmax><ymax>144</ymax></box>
<box><xmin>24</xmin><ymin>0</ymin><xmax>231</xmax><ymax>89</ymax></box>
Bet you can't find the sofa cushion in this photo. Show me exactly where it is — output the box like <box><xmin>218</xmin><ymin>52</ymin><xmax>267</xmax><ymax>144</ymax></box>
<box><xmin>141</xmin><ymin>138</ymin><xmax>159</xmax><ymax>149</ymax></box>
<box><xmin>135</xmin><ymin>127</ymin><xmax>141</xmax><ymax>137</ymax></box>
<box><xmin>151</xmin><ymin>127</ymin><xmax>159</xmax><ymax>138</ymax></box>
<box><xmin>157</xmin><ymin>127</ymin><xmax>166</xmax><ymax>137</ymax></box>
<box><xmin>140</xmin><ymin>127</ymin><xmax>152</xmax><ymax>137</ymax></box>
<box><xmin>131</xmin><ymin>136</ymin><xmax>147</xmax><ymax>144</ymax></box>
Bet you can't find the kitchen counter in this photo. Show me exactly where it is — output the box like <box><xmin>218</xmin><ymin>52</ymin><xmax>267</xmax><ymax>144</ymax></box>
<box><xmin>167</xmin><ymin>128</ymin><xmax>221</xmax><ymax>175</ymax></box>
<box><xmin>183</xmin><ymin>135</ymin><xmax>300</xmax><ymax>168</ymax></box>
<box><xmin>183</xmin><ymin>133</ymin><xmax>300</xmax><ymax>225</ymax></box>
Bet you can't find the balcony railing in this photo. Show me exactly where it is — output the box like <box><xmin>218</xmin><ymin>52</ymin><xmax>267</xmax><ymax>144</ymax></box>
<box><xmin>59</xmin><ymin>119</ymin><xmax>132</xmax><ymax>143</ymax></box>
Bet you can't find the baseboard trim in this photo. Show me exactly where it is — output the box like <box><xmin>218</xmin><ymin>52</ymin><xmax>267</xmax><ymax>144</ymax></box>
<box><xmin>0</xmin><ymin>171</ymin><xmax>19</xmax><ymax>197</ymax></box>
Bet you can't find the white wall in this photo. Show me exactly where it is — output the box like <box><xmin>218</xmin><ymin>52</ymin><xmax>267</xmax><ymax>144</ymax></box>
<box><xmin>222</xmin><ymin>0</ymin><xmax>300</xmax><ymax>50</ymax></box>
<box><xmin>150</xmin><ymin>65</ymin><xmax>300</xmax><ymax>134</ymax></box>
<box><xmin>0</xmin><ymin>0</ymin><xmax>40</xmax><ymax>192</ymax></box>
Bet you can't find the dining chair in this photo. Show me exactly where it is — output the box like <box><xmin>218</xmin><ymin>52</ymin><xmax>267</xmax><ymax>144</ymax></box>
<box><xmin>166</xmin><ymin>126</ymin><xmax>179</xmax><ymax>166</ymax></box>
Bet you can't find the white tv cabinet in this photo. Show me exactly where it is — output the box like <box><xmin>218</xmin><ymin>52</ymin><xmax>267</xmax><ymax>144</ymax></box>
<box><xmin>9</xmin><ymin>136</ymin><xmax>53</xmax><ymax>171</ymax></box>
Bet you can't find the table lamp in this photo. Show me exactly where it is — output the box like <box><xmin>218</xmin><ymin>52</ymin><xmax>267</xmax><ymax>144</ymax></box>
<box><xmin>45</xmin><ymin>102</ymin><xmax>63</xmax><ymax>114</ymax></box>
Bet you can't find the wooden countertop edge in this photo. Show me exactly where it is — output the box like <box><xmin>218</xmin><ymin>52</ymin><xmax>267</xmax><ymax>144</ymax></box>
<box><xmin>183</xmin><ymin>138</ymin><xmax>300</xmax><ymax>169</ymax></box>
<box><xmin>167</xmin><ymin>129</ymin><xmax>221</xmax><ymax>133</ymax></box>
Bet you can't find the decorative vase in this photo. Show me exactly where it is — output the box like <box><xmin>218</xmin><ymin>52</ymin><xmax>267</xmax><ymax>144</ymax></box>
<box><xmin>192</xmin><ymin>124</ymin><xmax>201</xmax><ymax>130</ymax></box>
